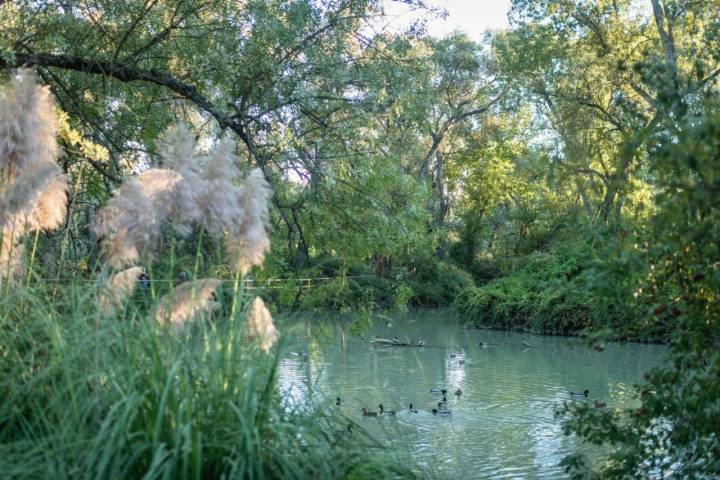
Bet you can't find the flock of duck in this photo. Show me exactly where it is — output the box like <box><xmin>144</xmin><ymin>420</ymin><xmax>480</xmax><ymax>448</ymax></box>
<box><xmin>301</xmin><ymin>329</ymin><xmax>610</xmax><ymax>417</ymax></box>
<box><xmin>340</xmin><ymin>386</ymin><xmax>605</xmax><ymax>419</ymax></box>
<box><xmin>340</xmin><ymin>387</ymin><xmax>463</xmax><ymax>417</ymax></box>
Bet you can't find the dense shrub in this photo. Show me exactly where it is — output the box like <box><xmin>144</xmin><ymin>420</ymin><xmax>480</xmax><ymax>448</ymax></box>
<box><xmin>406</xmin><ymin>260</ymin><xmax>476</xmax><ymax>307</ymax></box>
<box><xmin>264</xmin><ymin>256</ymin><xmax>476</xmax><ymax>313</ymax></box>
<box><xmin>455</xmin><ymin>245</ymin><xmax>598</xmax><ymax>335</ymax></box>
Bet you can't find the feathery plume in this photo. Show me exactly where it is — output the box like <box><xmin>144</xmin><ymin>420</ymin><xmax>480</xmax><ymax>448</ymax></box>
<box><xmin>197</xmin><ymin>139</ymin><xmax>244</xmax><ymax>237</ymax></box>
<box><xmin>0</xmin><ymin>69</ymin><xmax>60</xmax><ymax>173</ymax></box>
<box><xmin>154</xmin><ymin>278</ymin><xmax>221</xmax><ymax>335</ymax></box>
<box><xmin>246</xmin><ymin>296</ymin><xmax>278</xmax><ymax>352</ymax></box>
<box><xmin>0</xmin><ymin>69</ymin><xmax>68</xmax><ymax>281</ymax></box>
<box><xmin>0</xmin><ymin>162</ymin><xmax>58</xmax><ymax>227</ymax></box>
<box><xmin>159</xmin><ymin>124</ymin><xmax>197</xmax><ymax>174</ymax></box>
<box><xmin>227</xmin><ymin>169</ymin><xmax>272</xmax><ymax>275</ymax></box>
<box><xmin>0</xmin><ymin>233</ymin><xmax>24</xmax><ymax>282</ymax></box>
<box><xmin>95</xmin><ymin>124</ymin><xmax>272</xmax><ymax>275</ymax></box>
<box><xmin>28</xmin><ymin>172</ymin><xmax>68</xmax><ymax>231</ymax></box>
<box><xmin>94</xmin><ymin>169</ymin><xmax>183</xmax><ymax>268</ymax></box>
<box><xmin>99</xmin><ymin>266</ymin><xmax>144</xmax><ymax>315</ymax></box>
<box><xmin>0</xmin><ymin>163</ymin><xmax>67</xmax><ymax>233</ymax></box>
<box><xmin>160</xmin><ymin>126</ymin><xmax>204</xmax><ymax>234</ymax></box>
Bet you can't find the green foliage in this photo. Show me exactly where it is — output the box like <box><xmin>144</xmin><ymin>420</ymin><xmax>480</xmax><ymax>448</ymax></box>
<box><xmin>2</xmin><ymin>0</ymin><xmax>720</xmax><ymax>476</ymax></box>
<box><xmin>392</xmin><ymin>283</ymin><xmax>414</xmax><ymax>312</ymax></box>
<box><xmin>0</xmin><ymin>282</ymin><xmax>414</xmax><ymax>479</ymax></box>
<box><xmin>455</xmin><ymin>244</ymin><xmax>597</xmax><ymax>334</ymax></box>
<box><xmin>405</xmin><ymin>259</ymin><xmax>475</xmax><ymax>308</ymax></box>
<box><xmin>558</xmin><ymin>97</ymin><xmax>720</xmax><ymax>479</ymax></box>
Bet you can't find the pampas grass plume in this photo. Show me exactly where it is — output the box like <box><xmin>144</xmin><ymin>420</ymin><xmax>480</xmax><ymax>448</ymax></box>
<box><xmin>228</xmin><ymin>169</ymin><xmax>272</xmax><ymax>275</ymax></box>
<box><xmin>0</xmin><ymin>69</ymin><xmax>68</xmax><ymax>280</ymax></box>
<box><xmin>161</xmin><ymin>126</ymin><xmax>204</xmax><ymax>234</ymax></box>
<box><xmin>197</xmin><ymin>138</ymin><xmax>244</xmax><ymax>237</ymax></box>
<box><xmin>95</xmin><ymin>169</ymin><xmax>183</xmax><ymax>268</ymax></box>
<box><xmin>246</xmin><ymin>296</ymin><xmax>278</xmax><ymax>352</ymax></box>
<box><xmin>30</xmin><ymin>173</ymin><xmax>68</xmax><ymax>231</ymax></box>
<box><xmin>99</xmin><ymin>266</ymin><xmax>144</xmax><ymax>315</ymax></box>
<box><xmin>96</xmin><ymin>124</ymin><xmax>273</xmax><ymax>275</ymax></box>
<box><xmin>154</xmin><ymin>278</ymin><xmax>221</xmax><ymax>335</ymax></box>
<box><xmin>0</xmin><ymin>69</ymin><xmax>60</xmax><ymax>173</ymax></box>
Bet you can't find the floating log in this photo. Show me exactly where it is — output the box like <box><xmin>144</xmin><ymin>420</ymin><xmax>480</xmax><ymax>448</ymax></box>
<box><xmin>371</xmin><ymin>336</ymin><xmax>425</xmax><ymax>347</ymax></box>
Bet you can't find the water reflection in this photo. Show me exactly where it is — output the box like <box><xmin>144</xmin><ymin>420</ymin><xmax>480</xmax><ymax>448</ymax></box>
<box><xmin>279</xmin><ymin>310</ymin><xmax>665</xmax><ymax>478</ymax></box>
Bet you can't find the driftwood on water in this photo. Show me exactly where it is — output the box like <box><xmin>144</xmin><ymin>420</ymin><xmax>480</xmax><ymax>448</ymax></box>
<box><xmin>371</xmin><ymin>336</ymin><xmax>426</xmax><ymax>347</ymax></box>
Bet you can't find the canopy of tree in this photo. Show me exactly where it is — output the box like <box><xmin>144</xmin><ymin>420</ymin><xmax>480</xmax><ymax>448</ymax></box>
<box><xmin>1</xmin><ymin>0</ymin><xmax>719</xmax><ymax>477</ymax></box>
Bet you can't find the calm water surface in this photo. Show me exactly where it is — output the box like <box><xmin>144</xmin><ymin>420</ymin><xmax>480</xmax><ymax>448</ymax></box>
<box><xmin>278</xmin><ymin>310</ymin><xmax>665</xmax><ymax>479</ymax></box>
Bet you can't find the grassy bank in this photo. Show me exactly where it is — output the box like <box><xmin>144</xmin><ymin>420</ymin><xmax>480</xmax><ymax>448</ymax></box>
<box><xmin>0</xmin><ymin>281</ymin><xmax>415</xmax><ymax>479</ymax></box>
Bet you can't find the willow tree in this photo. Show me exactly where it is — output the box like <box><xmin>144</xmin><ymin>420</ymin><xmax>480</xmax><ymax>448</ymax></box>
<box><xmin>0</xmin><ymin>0</ymin><xmax>440</xmax><ymax>271</ymax></box>
<box><xmin>498</xmin><ymin>0</ymin><xmax>720</xmax><ymax>226</ymax></box>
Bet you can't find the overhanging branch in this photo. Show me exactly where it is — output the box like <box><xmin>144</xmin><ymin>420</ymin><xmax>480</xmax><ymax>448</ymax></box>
<box><xmin>1</xmin><ymin>50</ymin><xmax>260</xmax><ymax>163</ymax></box>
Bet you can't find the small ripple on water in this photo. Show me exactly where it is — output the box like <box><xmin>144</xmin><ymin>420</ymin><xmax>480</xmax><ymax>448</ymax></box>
<box><xmin>279</xmin><ymin>311</ymin><xmax>665</xmax><ymax>478</ymax></box>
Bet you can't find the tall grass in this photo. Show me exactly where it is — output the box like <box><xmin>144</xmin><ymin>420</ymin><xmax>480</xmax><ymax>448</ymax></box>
<box><xmin>0</xmin><ymin>280</ymin><xmax>413</xmax><ymax>479</ymax></box>
<box><xmin>0</xmin><ymin>70</ymin><xmax>416</xmax><ymax>479</ymax></box>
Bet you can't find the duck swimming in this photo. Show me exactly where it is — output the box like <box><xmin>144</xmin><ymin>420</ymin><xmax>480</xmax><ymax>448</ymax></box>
<box><xmin>432</xmin><ymin>407</ymin><xmax>452</xmax><ymax>416</ymax></box>
<box><xmin>379</xmin><ymin>404</ymin><xmax>396</xmax><ymax>415</ymax></box>
<box><xmin>570</xmin><ymin>389</ymin><xmax>589</xmax><ymax>399</ymax></box>
<box><xmin>455</xmin><ymin>389</ymin><xmax>462</xmax><ymax>396</ymax></box>
<box><xmin>361</xmin><ymin>408</ymin><xmax>378</xmax><ymax>417</ymax></box>
<box><xmin>408</xmin><ymin>403</ymin><xmax>418</xmax><ymax>413</ymax></box>
<box><xmin>429</xmin><ymin>388</ymin><xmax>448</xmax><ymax>395</ymax></box>
<box><xmin>594</xmin><ymin>400</ymin><xmax>607</xmax><ymax>408</ymax></box>
<box><xmin>336</xmin><ymin>396</ymin><xmax>342</xmax><ymax>406</ymax></box>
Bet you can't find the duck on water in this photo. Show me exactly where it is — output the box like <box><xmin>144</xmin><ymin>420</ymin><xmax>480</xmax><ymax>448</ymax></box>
<box><xmin>569</xmin><ymin>389</ymin><xmax>589</xmax><ymax>399</ymax></box>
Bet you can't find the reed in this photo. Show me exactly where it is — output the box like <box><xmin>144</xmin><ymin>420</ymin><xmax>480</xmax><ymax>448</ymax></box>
<box><xmin>0</xmin><ymin>72</ymin><xmax>416</xmax><ymax>479</ymax></box>
<box><xmin>0</xmin><ymin>281</ymin><xmax>413</xmax><ymax>479</ymax></box>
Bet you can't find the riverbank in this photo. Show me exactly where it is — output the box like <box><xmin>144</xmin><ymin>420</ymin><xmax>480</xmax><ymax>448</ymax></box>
<box><xmin>264</xmin><ymin>242</ymin><xmax>662</xmax><ymax>344</ymax></box>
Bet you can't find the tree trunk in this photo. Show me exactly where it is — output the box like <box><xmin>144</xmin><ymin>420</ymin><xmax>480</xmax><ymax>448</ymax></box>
<box><xmin>434</xmin><ymin>150</ymin><xmax>448</xmax><ymax>225</ymax></box>
<box><xmin>650</xmin><ymin>0</ymin><xmax>679</xmax><ymax>80</ymax></box>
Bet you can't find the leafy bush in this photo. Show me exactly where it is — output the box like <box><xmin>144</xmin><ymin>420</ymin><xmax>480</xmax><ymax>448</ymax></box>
<box><xmin>392</xmin><ymin>283</ymin><xmax>414</xmax><ymax>312</ymax></box>
<box><xmin>560</xmin><ymin>98</ymin><xmax>720</xmax><ymax>479</ymax></box>
<box><xmin>407</xmin><ymin>260</ymin><xmax>475</xmax><ymax>307</ymax></box>
<box><xmin>455</xmin><ymin>245</ymin><xmax>598</xmax><ymax>334</ymax></box>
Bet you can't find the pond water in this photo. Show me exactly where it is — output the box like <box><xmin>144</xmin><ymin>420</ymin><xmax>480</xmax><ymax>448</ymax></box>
<box><xmin>278</xmin><ymin>310</ymin><xmax>665</xmax><ymax>479</ymax></box>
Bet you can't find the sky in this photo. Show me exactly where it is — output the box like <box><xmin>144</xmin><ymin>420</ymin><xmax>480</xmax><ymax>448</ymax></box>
<box><xmin>382</xmin><ymin>0</ymin><xmax>513</xmax><ymax>42</ymax></box>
